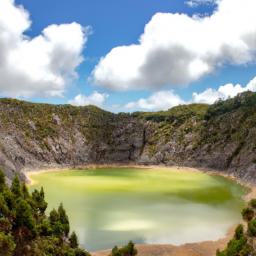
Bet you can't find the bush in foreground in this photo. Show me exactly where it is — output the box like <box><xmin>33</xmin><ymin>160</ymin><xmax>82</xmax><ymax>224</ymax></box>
<box><xmin>0</xmin><ymin>170</ymin><xmax>137</xmax><ymax>256</ymax></box>
<box><xmin>110</xmin><ymin>241</ymin><xmax>138</xmax><ymax>256</ymax></box>
<box><xmin>0</xmin><ymin>170</ymin><xmax>90</xmax><ymax>256</ymax></box>
<box><xmin>217</xmin><ymin>201</ymin><xmax>256</xmax><ymax>256</ymax></box>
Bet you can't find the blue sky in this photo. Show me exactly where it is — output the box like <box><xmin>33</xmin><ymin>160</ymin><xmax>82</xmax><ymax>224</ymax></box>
<box><xmin>1</xmin><ymin>0</ymin><xmax>256</xmax><ymax>111</ymax></box>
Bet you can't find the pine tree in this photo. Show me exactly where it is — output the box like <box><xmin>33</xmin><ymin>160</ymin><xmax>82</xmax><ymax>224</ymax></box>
<box><xmin>58</xmin><ymin>203</ymin><xmax>69</xmax><ymax>224</ymax></box>
<box><xmin>58</xmin><ymin>203</ymin><xmax>70</xmax><ymax>236</ymax></box>
<box><xmin>0</xmin><ymin>172</ymin><xmax>91</xmax><ymax>256</ymax></box>
<box><xmin>11</xmin><ymin>175</ymin><xmax>21</xmax><ymax>197</ymax></box>
<box><xmin>32</xmin><ymin>187</ymin><xmax>47</xmax><ymax>215</ymax></box>
<box><xmin>0</xmin><ymin>169</ymin><xmax>5</xmax><ymax>192</ymax></box>
<box><xmin>110</xmin><ymin>242</ymin><xmax>137</xmax><ymax>256</ymax></box>
<box><xmin>111</xmin><ymin>246</ymin><xmax>122</xmax><ymax>256</ymax></box>
<box><xmin>21</xmin><ymin>183</ymin><xmax>30</xmax><ymax>200</ymax></box>
<box><xmin>39</xmin><ymin>187</ymin><xmax>47</xmax><ymax>214</ymax></box>
<box><xmin>49</xmin><ymin>209</ymin><xmax>59</xmax><ymax>224</ymax></box>
<box><xmin>40</xmin><ymin>187</ymin><xmax>45</xmax><ymax>198</ymax></box>
<box><xmin>15</xmin><ymin>199</ymin><xmax>36</xmax><ymax>238</ymax></box>
<box><xmin>0</xmin><ymin>194</ymin><xmax>9</xmax><ymax>218</ymax></box>
<box><xmin>122</xmin><ymin>241</ymin><xmax>137</xmax><ymax>256</ymax></box>
<box><xmin>0</xmin><ymin>232</ymin><xmax>16</xmax><ymax>256</ymax></box>
<box><xmin>69</xmin><ymin>231</ymin><xmax>78</xmax><ymax>248</ymax></box>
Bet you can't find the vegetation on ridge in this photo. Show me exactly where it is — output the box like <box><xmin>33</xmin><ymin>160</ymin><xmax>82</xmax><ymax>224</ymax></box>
<box><xmin>1</xmin><ymin>92</ymin><xmax>256</xmax><ymax>183</ymax></box>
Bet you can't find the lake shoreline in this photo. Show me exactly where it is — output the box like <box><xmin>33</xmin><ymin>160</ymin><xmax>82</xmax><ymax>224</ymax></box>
<box><xmin>25</xmin><ymin>164</ymin><xmax>255</xmax><ymax>200</ymax></box>
<box><xmin>25</xmin><ymin>164</ymin><xmax>255</xmax><ymax>256</ymax></box>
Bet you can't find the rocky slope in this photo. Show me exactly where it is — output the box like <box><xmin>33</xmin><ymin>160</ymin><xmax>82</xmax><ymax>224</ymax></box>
<box><xmin>0</xmin><ymin>92</ymin><xmax>256</xmax><ymax>183</ymax></box>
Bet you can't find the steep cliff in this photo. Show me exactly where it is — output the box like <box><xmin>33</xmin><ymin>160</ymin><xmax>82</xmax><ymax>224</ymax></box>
<box><xmin>1</xmin><ymin>92</ymin><xmax>256</xmax><ymax>183</ymax></box>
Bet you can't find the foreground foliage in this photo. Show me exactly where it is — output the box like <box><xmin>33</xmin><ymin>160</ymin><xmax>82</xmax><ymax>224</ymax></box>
<box><xmin>0</xmin><ymin>170</ymin><xmax>138</xmax><ymax>256</ymax></box>
<box><xmin>110</xmin><ymin>241</ymin><xmax>137</xmax><ymax>256</ymax></box>
<box><xmin>217</xmin><ymin>199</ymin><xmax>256</xmax><ymax>256</ymax></box>
<box><xmin>0</xmin><ymin>170</ymin><xmax>90</xmax><ymax>256</ymax></box>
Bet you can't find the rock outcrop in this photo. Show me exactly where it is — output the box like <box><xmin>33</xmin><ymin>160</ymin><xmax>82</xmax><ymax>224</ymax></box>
<box><xmin>0</xmin><ymin>92</ymin><xmax>256</xmax><ymax>183</ymax></box>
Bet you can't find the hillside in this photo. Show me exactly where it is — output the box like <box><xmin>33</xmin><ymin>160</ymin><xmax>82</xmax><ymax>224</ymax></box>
<box><xmin>1</xmin><ymin>92</ymin><xmax>256</xmax><ymax>183</ymax></box>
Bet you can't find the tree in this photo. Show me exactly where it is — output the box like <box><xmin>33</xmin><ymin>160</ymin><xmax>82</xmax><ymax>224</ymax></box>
<box><xmin>0</xmin><ymin>194</ymin><xmax>9</xmax><ymax>218</ymax></box>
<box><xmin>0</xmin><ymin>171</ymin><xmax>91</xmax><ymax>256</ymax></box>
<box><xmin>74</xmin><ymin>248</ymin><xmax>90</xmax><ymax>256</ymax></box>
<box><xmin>0</xmin><ymin>169</ymin><xmax>5</xmax><ymax>192</ymax></box>
<box><xmin>242</xmin><ymin>207</ymin><xmax>254</xmax><ymax>221</ymax></box>
<box><xmin>111</xmin><ymin>246</ymin><xmax>122</xmax><ymax>256</ymax></box>
<box><xmin>11</xmin><ymin>175</ymin><xmax>21</xmax><ymax>197</ymax></box>
<box><xmin>40</xmin><ymin>187</ymin><xmax>45</xmax><ymax>198</ymax></box>
<box><xmin>0</xmin><ymin>232</ymin><xmax>16</xmax><ymax>256</ymax></box>
<box><xmin>49</xmin><ymin>209</ymin><xmax>59</xmax><ymax>224</ymax></box>
<box><xmin>21</xmin><ymin>183</ymin><xmax>30</xmax><ymax>200</ymax></box>
<box><xmin>70</xmin><ymin>231</ymin><xmax>78</xmax><ymax>248</ymax></box>
<box><xmin>32</xmin><ymin>187</ymin><xmax>47</xmax><ymax>215</ymax></box>
<box><xmin>248</xmin><ymin>219</ymin><xmax>256</xmax><ymax>237</ymax></box>
<box><xmin>110</xmin><ymin>242</ymin><xmax>137</xmax><ymax>256</ymax></box>
<box><xmin>38</xmin><ymin>219</ymin><xmax>52</xmax><ymax>236</ymax></box>
<box><xmin>250</xmin><ymin>199</ymin><xmax>256</xmax><ymax>209</ymax></box>
<box><xmin>224</xmin><ymin>236</ymin><xmax>247</xmax><ymax>256</ymax></box>
<box><xmin>49</xmin><ymin>208</ymin><xmax>65</xmax><ymax>237</ymax></box>
<box><xmin>2</xmin><ymin>189</ymin><xmax>15</xmax><ymax>213</ymax></box>
<box><xmin>58</xmin><ymin>203</ymin><xmax>70</xmax><ymax>236</ymax></box>
<box><xmin>15</xmin><ymin>199</ymin><xmax>36</xmax><ymax>238</ymax></box>
<box><xmin>122</xmin><ymin>241</ymin><xmax>137</xmax><ymax>256</ymax></box>
<box><xmin>217</xmin><ymin>198</ymin><xmax>256</xmax><ymax>256</ymax></box>
<box><xmin>0</xmin><ymin>218</ymin><xmax>12</xmax><ymax>233</ymax></box>
<box><xmin>234</xmin><ymin>224</ymin><xmax>244</xmax><ymax>240</ymax></box>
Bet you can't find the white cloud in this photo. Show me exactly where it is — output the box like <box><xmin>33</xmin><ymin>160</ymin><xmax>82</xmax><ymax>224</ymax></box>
<box><xmin>68</xmin><ymin>91</ymin><xmax>109</xmax><ymax>107</ymax></box>
<box><xmin>192</xmin><ymin>88</ymin><xmax>223</xmax><ymax>104</ymax></box>
<box><xmin>125</xmin><ymin>90</ymin><xmax>184</xmax><ymax>111</ymax></box>
<box><xmin>92</xmin><ymin>0</ymin><xmax>256</xmax><ymax>91</ymax></box>
<box><xmin>123</xmin><ymin>76</ymin><xmax>256</xmax><ymax>111</ymax></box>
<box><xmin>0</xmin><ymin>0</ymin><xmax>88</xmax><ymax>98</ymax></box>
<box><xmin>186</xmin><ymin>0</ymin><xmax>218</xmax><ymax>8</ymax></box>
<box><xmin>192</xmin><ymin>77</ymin><xmax>256</xmax><ymax>104</ymax></box>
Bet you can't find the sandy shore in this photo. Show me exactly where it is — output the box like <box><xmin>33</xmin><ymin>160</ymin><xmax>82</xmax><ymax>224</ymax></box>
<box><xmin>25</xmin><ymin>164</ymin><xmax>201</xmax><ymax>185</ymax></box>
<box><xmin>24</xmin><ymin>164</ymin><xmax>256</xmax><ymax>256</ymax></box>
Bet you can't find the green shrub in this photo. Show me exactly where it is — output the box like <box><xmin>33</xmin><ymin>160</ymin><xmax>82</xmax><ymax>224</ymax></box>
<box><xmin>217</xmin><ymin>198</ymin><xmax>256</xmax><ymax>256</ymax></box>
<box><xmin>0</xmin><ymin>169</ymin><xmax>90</xmax><ymax>256</ymax></box>
<box><xmin>248</xmin><ymin>219</ymin><xmax>256</xmax><ymax>237</ymax></box>
<box><xmin>70</xmin><ymin>231</ymin><xmax>78</xmax><ymax>248</ymax></box>
<box><xmin>250</xmin><ymin>199</ymin><xmax>256</xmax><ymax>208</ymax></box>
<box><xmin>242</xmin><ymin>207</ymin><xmax>254</xmax><ymax>221</ymax></box>
<box><xmin>0</xmin><ymin>232</ymin><xmax>16</xmax><ymax>256</ymax></box>
<box><xmin>234</xmin><ymin>224</ymin><xmax>244</xmax><ymax>240</ymax></box>
<box><xmin>111</xmin><ymin>241</ymin><xmax>137</xmax><ymax>256</ymax></box>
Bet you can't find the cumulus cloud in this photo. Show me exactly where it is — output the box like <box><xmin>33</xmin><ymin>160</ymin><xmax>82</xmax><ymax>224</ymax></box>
<box><xmin>186</xmin><ymin>0</ymin><xmax>218</xmax><ymax>8</ymax></box>
<box><xmin>123</xmin><ymin>77</ymin><xmax>256</xmax><ymax>111</ymax></box>
<box><xmin>192</xmin><ymin>77</ymin><xmax>256</xmax><ymax>104</ymax></box>
<box><xmin>125</xmin><ymin>90</ymin><xmax>184</xmax><ymax>111</ymax></box>
<box><xmin>0</xmin><ymin>0</ymin><xmax>88</xmax><ymax>98</ymax></box>
<box><xmin>92</xmin><ymin>0</ymin><xmax>256</xmax><ymax>91</ymax></box>
<box><xmin>68</xmin><ymin>91</ymin><xmax>109</xmax><ymax>107</ymax></box>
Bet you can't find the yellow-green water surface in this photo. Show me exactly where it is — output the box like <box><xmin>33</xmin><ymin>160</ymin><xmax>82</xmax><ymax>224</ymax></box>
<box><xmin>29</xmin><ymin>167</ymin><xmax>247</xmax><ymax>251</ymax></box>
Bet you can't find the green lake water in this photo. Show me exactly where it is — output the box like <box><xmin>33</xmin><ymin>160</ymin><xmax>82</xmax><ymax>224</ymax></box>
<box><xmin>28</xmin><ymin>167</ymin><xmax>247</xmax><ymax>251</ymax></box>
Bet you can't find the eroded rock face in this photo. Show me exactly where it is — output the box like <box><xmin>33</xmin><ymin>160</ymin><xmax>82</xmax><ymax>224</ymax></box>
<box><xmin>0</xmin><ymin>92</ymin><xmax>256</xmax><ymax>183</ymax></box>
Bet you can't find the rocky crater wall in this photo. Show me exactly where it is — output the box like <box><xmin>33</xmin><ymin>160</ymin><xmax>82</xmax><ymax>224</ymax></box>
<box><xmin>0</xmin><ymin>92</ymin><xmax>256</xmax><ymax>183</ymax></box>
